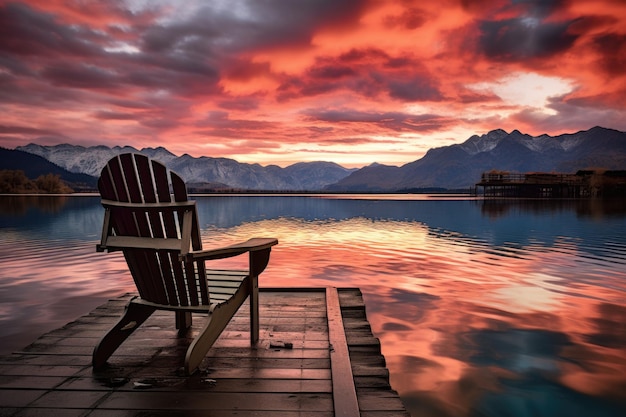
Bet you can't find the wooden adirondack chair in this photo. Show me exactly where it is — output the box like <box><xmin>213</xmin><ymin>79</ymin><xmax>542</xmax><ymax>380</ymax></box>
<box><xmin>93</xmin><ymin>153</ymin><xmax>277</xmax><ymax>374</ymax></box>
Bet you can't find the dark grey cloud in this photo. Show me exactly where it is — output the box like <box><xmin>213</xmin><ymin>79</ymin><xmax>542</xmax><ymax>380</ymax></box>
<box><xmin>276</xmin><ymin>48</ymin><xmax>443</xmax><ymax>103</ymax></box>
<box><xmin>511</xmin><ymin>0</ymin><xmax>569</xmax><ymax>18</ymax></box>
<box><xmin>304</xmin><ymin>109</ymin><xmax>448</xmax><ymax>132</ymax></box>
<box><xmin>388</xmin><ymin>75</ymin><xmax>443</xmax><ymax>101</ymax></box>
<box><xmin>0</xmin><ymin>125</ymin><xmax>63</xmax><ymax>136</ymax></box>
<box><xmin>0</xmin><ymin>3</ymin><xmax>100</xmax><ymax>57</ymax></box>
<box><xmin>0</xmin><ymin>69</ymin><xmax>87</xmax><ymax>106</ymax></box>
<box><xmin>223</xmin><ymin>59</ymin><xmax>272</xmax><ymax>81</ymax></box>
<box><xmin>478</xmin><ymin>17</ymin><xmax>578</xmax><ymax>60</ymax></box>
<box><xmin>591</xmin><ymin>33</ymin><xmax>626</xmax><ymax>76</ymax></box>
<box><xmin>221</xmin><ymin>0</ymin><xmax>367</xmax><ymax>50</ymax></box>
<box><xmin>93</xmin><ymin>111</ymin><xmax>138</xmax><ymax>120</ymax></box>
<box><xmin>383</xmin><ymin>7</ymin><xmax>428</xmax><ymax>30</ymax></box>
<box><xmin>217</xmin><ymin>97</ymin><xmax>261</xmax><ymax>111</ymax></box>
<box><xmin>276</xmin><ymin>76</ymin><xmax>340</xmax><ymax>101</ymax></box>
<box><xmin>194</xmin><ymin>111</ymin><xmax>278</xmax><ymax>138</ymax></box>
<box><xmin>141</xmin><ymin>19</ymin><xmax>220</xmax><ymax>54</ymax></box>
<box><xmin>0</xmin><ymin>55</ymin><xmax>35</xmax><ymax>76</ymax></box>
<box><xmin>338</xmin><ymin>47</ymin><xmax>390</xmax><ymax>62</ymax></box>
<box><xmin>463</xmin><ymin>0</ymin><xmax>569</xmax><ymax>17</ymax></box>
<box><xmin>140</xmin><ymin>0</ymin><xmax>367</xmax><ymax>56</ymax></box>
<box><xmin>309</xmin><ymin>65</ymin><xmax>357</xmax><ymax>79</ymax></box>
<box><xmin>139</xmin><ymin>118</ymin><xmax>180</xmax><ymax>129</ymax></box>
<box><xmin>42</xmin><ymin>63</ymin><xmax>119</xmax><ymax>89</ymax></box>
<box><xmin>106</xmin><ymin>98</ymin><xmax>154</xmax><ymax>110</ymax></box>
<box><xmin>473</xmin><ymin>0</ymin><xmax>579</xmax><ymax>61</ymax></box>
<box><xmin>512</xmin><ymin>94</ymin><xmax>626</xmax><ymax>132</ymax></box>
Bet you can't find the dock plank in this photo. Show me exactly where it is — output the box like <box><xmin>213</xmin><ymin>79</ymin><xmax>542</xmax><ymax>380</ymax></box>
<box><xmin>327</xmin><ymin>287</ymin><xmax>360</xmax><ymax>417</ymax></box>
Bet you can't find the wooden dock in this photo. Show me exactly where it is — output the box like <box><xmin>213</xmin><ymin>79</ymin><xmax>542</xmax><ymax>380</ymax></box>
<box><xmin>0</xmin><ymin>287</ymin><xmax>409</xmax><ymax>416</ymax></box>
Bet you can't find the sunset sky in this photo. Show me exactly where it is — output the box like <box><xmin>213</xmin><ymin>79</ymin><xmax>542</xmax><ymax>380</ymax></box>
<box><xmin>1</xmin><ymin>0</ymin><xmax>625</xmax><ymax>168</ymax></box>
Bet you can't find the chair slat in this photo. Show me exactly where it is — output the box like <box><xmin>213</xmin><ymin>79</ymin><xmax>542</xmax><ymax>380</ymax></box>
<box><xmin>206</xmin><ymin>270</ymin><xmax>249</xmax><ymax>278</ymax></box>
<box><xmin>119</xmin><ymin>154</ymin><xmax>142</xmax><ymax>203</ymax></box>
<box><xmin>99</xmin><ymin>236</ymin><xmax>183</xmax><ymax>251</ymax></box>
<box><xmin>161</xmin><ymin>251</ymin><xmax>180</xmax><ymax>305</ymax></box>
<box><xmin>135</xmin><ymin>154</ymin><xmax>157</xmax><ymax>203</ymax></box>
<box><xmin>108</xmin><ymin>156</ymin><xmax>129</xmax><ymax>202</ymax></box>
<box><xmin>148</xmin><ymin>157</ymin><xmax>188</xmax><ymax>306</ymax></box>
<box><xmin>97</xmin><ymin>165</ymin><xmax>115</xmax><ymax>201</ymax></box>
<box><xmin>170</xmin><ymin>167</ymin><xmax>205</xmax><ymax>305</ymax></box>
<box><xmin>172</xmin><ymin>172</ymin><xmax>188</xmax><ymax>202</ymax></box>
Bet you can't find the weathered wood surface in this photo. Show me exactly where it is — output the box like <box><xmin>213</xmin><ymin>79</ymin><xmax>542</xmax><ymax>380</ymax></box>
<box><xmin>0</xmin><ymin>288</ymin><xmax>409</xmax><ymax>416</ymax></box>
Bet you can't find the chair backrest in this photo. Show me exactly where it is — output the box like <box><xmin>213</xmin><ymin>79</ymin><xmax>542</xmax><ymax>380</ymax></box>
<box><xmin>98</xmin><ymin>153</ymin><xmax>210</xmax><ymax>306</ymax></box>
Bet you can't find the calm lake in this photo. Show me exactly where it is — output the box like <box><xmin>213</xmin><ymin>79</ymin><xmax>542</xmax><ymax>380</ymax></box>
<box><xmin>1</xmin><ymin>194</ymin><xmax>625</xmax><ymax>417</ymax></box>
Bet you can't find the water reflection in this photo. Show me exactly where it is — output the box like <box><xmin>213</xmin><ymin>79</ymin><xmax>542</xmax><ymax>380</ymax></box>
<box><xmin>0</xmin><ymin>195</ymin><xmax>102</xmax><ymax>237</ymax></box>
<box><xmin>481</xmin><ymin>198</ymin><xmax>626</xmax><ymax>219</ymax></box>
<box><xmin>0</xmin><ymin>195</ymin><xmax>625</xmax><ymax>417</ymax></box>
<box><xmin>0</xmin><ymin>195</ymin><xmax>71</xmax><ymax>215</ymax></box>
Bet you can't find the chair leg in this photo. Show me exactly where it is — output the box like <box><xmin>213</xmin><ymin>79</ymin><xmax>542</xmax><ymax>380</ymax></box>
<box><xmin>249</xmin><ymin>275</ymin><xmax>259</xmax><ymax>344</ymax></box>
<box><xmin>92</xmin><ymin>299</ymin><xmax>155</xmax><ymax>370</ymax></box>
<box><xmin>176</xmin><ymin>311</ymin><xmax>192</xmax><ymax>331</ymax></box>
<box><xmin>184</xmin><ymin>302</ymin><xmax>239</xmax><ymax>375</ymax></box>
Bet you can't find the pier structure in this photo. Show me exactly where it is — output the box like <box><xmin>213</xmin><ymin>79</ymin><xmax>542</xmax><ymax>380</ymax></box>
<box><xmin>476</xmin><ymin>170</ymin><xmax>626</xmax><ymax>198</ymax></box>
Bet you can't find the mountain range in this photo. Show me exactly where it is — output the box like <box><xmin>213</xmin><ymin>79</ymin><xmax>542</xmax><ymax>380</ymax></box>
<box><xmin>329</xmin><ymin>126</ymin><xmax>626</xmax><ymax>191</ymax></box>
<box><xmin>5</xmin><ymin>126</ymin><xmax>626</xmax><ymax>192</ymax></box>
<box><xmin>8</xmin><ymin>144</ymin><xmax>357</xmax><ymax>192</ymax></box>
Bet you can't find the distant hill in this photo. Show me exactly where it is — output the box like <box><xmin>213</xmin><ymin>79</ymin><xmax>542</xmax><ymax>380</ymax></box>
<box><xmin>0</xmin><ymin>148</ymin><xmax>97</xmax><ymax>191</ymax></box>
<box><xmin>327</xmin><ymin>126</ymin><xmax>626</xmax><ymax>191</ymax></box>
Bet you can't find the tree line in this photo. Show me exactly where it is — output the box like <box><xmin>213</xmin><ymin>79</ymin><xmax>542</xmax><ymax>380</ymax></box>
<box><xmin>0</xmin><ymin>170</ymin><xmax>73</xmax><ymax>194</ymax></box>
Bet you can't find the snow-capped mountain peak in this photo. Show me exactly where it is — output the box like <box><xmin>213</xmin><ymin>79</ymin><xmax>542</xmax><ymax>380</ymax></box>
<box><xmin>460</xmin><ymin>129</ymin><xmax>509</xmax><ymax>155</ymax></box>
<box><xmin>17</xmin><ymin>143</ymin><xmax>141</xmax><ymax>176</ymax></box>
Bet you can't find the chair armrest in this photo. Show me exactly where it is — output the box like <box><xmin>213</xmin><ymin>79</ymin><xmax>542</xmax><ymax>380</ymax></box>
<box><xmin>180</xmin><ymin>238</ymin><xmax>278</xmax><ymax>262</ymax></box>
